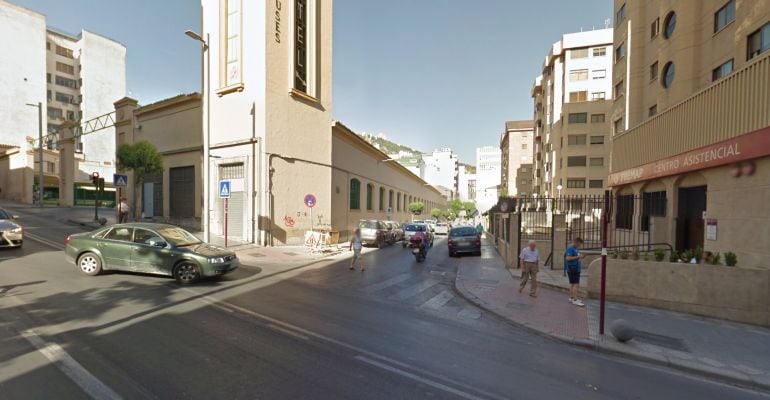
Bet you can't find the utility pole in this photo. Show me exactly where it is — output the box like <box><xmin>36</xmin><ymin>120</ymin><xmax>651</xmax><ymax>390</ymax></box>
<box><xmin>26</xmin><ymin>102</ymin><xmax>44</xmax><ymax>207</ymax></box>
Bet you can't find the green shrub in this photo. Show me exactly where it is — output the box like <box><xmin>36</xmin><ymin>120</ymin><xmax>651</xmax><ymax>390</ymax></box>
<box><xmin>681</xmin><ymin>249</ymin><xmax>693</xmax><ymax>263</ymax></box>
<box><xmin>632</xmin><ymin>250</ymin><xmax>640</xmax><ymax>260</ymax></box>
<box><xmin>654</xmin><ymin>249</ymin><xmax>666</xmax><ymax>262</ymax></box>
<box><xmin>712</xmin><ymin>252</ymin><xmax>721</xmax><ymax>265</ymax></box>
<box><xmin>724</xmin><ymin>252</ymin><xmax>737</xmax><ymax>267</ymax></box>
<box><xmin>693</xmin><ymin>246</ymin><xmax>704</xmax><ymax>263</ymax></box>
<box><xmin>610</xmin><ymin>250</ymin><xmax>618</xmax><ymax>259</ymax></box>
<box><xmin>619</xmin><ymin>250</ymin><xmax>629</xmax><ymax>260</ymax></box>
<box><xmin>669</xmin><ymin>251</ymin><xmax>679</xmax><ymax>263</ymax></box>
<box><xmin>642</xmin><ymin>252</ymin><xmax>651</xmax><ymax>261</ymax></box>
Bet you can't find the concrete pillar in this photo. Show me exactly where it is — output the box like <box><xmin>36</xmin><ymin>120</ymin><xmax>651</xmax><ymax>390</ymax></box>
<box><xmin>508</xmin><ymin>213</ymin><xmax>521</xmax><ymax>268</ymax></box>
<box><xmin>553</xmin><ymin>228</ymin><xmax>567</xmax><ymax>271</ymax></box>
<box><xmin>58</xmin><ymin>122</ymin><xmax>76</xmax><ymax>207</ymax></box>
<box><xmin>553</xmin><ymin>213</ymin><xmax>566</xmax><ymax>229</ymax></box>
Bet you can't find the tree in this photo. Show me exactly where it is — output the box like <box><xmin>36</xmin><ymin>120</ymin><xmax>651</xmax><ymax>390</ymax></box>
<box><xmin>117</xmin><ymin>141</ymin><xmax>163</xmax><ymax>220</ymax></box>
<box><xmin>430</xmin><ymin>208</ymin><xmax>442</xmax><ymax>220</ymax></box>
<box><xmin>462</xmin><ymin>201</ymin><xmax>476</xmax><ymax>215</ymax></box>
<box><xmin>408</xmin><ymin>201</ymin><xmax>425</xmax><ymax>215</ymax></box>
<box><xmin>449</xmin><ymin>198</ymin><xmax>463</xmax><ymax>215</ymax></box>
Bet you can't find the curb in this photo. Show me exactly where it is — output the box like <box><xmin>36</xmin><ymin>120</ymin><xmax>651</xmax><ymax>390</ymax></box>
<box><xmin>452</xmin><ymin>269</ymin><xmax>770</xmax><ymax>394</ymax></box>
<box><xmin>66</xmin><ymin>219</ymin><xmax>104</xmax><ymax>230</ymax></box>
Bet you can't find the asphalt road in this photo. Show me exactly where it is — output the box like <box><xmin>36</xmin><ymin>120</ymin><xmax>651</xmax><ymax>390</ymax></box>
<box><xmin>1</xmin><ymin>206</ymin><xmax>768</xmax><ymax>399</ymax></box>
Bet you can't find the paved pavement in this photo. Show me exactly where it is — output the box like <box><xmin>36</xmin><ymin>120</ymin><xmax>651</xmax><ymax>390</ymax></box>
<box><xmin>455</xmin><ymin>237</ymin><xmax>770</xmax><ymax>392</ymax></box>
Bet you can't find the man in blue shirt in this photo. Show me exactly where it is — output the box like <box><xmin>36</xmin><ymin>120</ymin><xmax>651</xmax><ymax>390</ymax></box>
<box><xmin>565</xmin><ymin>237</ymin><xmax>585</xmax><ymax>307</ymax></box>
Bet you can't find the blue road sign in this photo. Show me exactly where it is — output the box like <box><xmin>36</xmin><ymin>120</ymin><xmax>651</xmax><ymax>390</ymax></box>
<box><xmin>113</xmin><ymin>174</ymin><xmax>128</xmax><ymax>187</ymax></box>
<box><xmin>304</xmin><ymin>193</ymin><xmax>317</xmax><ymax>208</ymax></box>
<box><xmin>219</xmin><ymin>180</ymin><xmax>231</xmax><ymax>198</ymax></box>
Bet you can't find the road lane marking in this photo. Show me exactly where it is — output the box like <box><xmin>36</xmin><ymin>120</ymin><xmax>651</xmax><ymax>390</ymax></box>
<box><xmin>24</xmin><ymin>231</ymin><xmax>65</xmax><ymax>250</ymax></box>
<box><xmin>389</xmin><ymin>279</ymin><xmax>439</xmax><ymax>301</ymax></box>
<box><xmin>189</xmin><ymin>291</ymin><xmax>508</xmax><ymax>400</ymax></box>
<box><xmin>267</xmin><ymin>323</ymin><xmax>310</xmax><ymax>341</ymax></box>
<box><xmin>420</xmin><ymin>290</ymin><xmax>455</xmax><ymax>310</ymax></box>
<box><xmin>21</xmin><ymin>329</ymin><xmax>122</xmax><ymax>400</ymax></box>
<box><xmin>361</xmin><ymin>273</ymin><xmax>412</xmax><ymax>293</ymax></box>
<box><xmin>355</xmin><ymin>355</ymin><xmax>486</xmax><ymax>400</ymax></box>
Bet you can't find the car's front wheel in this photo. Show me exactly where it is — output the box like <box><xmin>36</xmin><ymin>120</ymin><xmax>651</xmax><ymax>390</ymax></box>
<box><xmin>77</xmin><ymin>252</ymin><xmax>102</xmax><ymax>276</ymax></box>
<box><xmin>173</xmin><ymin>261</ymin><xmax>201</xmax><ymax>285</ymax></box>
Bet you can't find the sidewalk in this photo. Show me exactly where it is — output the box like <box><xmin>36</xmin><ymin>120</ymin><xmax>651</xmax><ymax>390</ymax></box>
<box><xmin>0</xmin><ymin>200</ymin><xmax>116</xmax><ymax>229</ymax></box>
<box><xmin>454</xmin><ymin>238</ymin><xmax>770</xmax><ymax>392</ymax></box>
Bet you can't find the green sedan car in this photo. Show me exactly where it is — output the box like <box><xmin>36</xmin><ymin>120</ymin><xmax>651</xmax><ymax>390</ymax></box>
<box><xmin>65</xmin><ymin>223</ymin><xmax>239</xmax><ymax>284</ymax></box>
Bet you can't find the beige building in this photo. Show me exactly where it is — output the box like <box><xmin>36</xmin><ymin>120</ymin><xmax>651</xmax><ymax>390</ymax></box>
<box><xmin>609</xmin><ymin>0</ymin><xmax>770</xmax><ymax>267</ymax></box>
<box><xmin>515</xmin><ymin>164</ymin><xmax>534</xmax><ymax>197</ymax></box>
<box><xmin>113</xmin><ymin>93</ymin><xmax>203</xmax><ymax>229</ymax></box>
<box><xmin>532</xmin><ymin>29</ymin><xmax>614</xmax><ymax>197</ymax></box>
<box><xmin>499</xmin><ymin>120</ymin><xmax>533</xmax><ymax>197</ymax></box>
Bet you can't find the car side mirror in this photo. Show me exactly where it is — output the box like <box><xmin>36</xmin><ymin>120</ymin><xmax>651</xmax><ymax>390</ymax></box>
<box><xmin>148</xmin><ymin>240</ymin><xmax>167</xmax><ymax>248</ymax></box>
<box><xmin>12</xmin><ymin>215</ymin><xmax>19</xmax><ymax>219</ymax></box>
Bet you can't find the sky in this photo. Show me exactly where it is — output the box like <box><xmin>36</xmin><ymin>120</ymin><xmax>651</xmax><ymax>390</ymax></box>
<box><xmin>15</xmin><ymin>0</ymin><xmax>612</xmax><ymax>164</ymax></box>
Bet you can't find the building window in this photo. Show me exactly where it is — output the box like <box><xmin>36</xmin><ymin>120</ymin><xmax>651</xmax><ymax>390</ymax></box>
<box><xmin>615</xmin><ymin>42</ymin><xmax>626</xmax><ymax>62</ymax></box>
<box><xmin>664</xmin><ymin>11</ymin><xmax>677</xmax><ymax>39</ymax></box>
<box><xmin>379</xmin><ymin>187</ymin><xmax>385</xmax><ymax>210</ymax></box>
<box><xmin>591</xmin><ymin>92</ymin><xmax>606</xmax><ymax>100</ymax></box>
<box><xmin>66</xmin><ymin>110</ymin><xmax>76</xmax><ymax>121</ymax></box>
<box><xmin>593</xmin><ymin>47</ymin><xmax>606</xmax><ymax>57</ymax></box>
<box><xmin>47</xmin><ymin>107</ymin><xmax>63</xmax><ymax>119</ymax></box>
<box><xmin>589</xmin><ymin>180</ymin><xmax>603</xmax><ymax>189</ymax></box>
<box><xmin>47</xmin><ymin>123</ymin><xmax>59</xmax><ymax>133</ymax></box>
<box><xmin>568</xmin><ymin>113</ymin><xmax>587</xmax><ymax>124</ymax></box>
<box><xmin>293</xmin><ymin>0</ymin><xmax>317</xmax><ymax>96</ymax></box>
<box><xmin>650</xmin><ymin>61</ymin><xmax>658</xmax><ymax>81</ymax></box>
<box><xmin>56</xmin><ymin>62</ymin><xmax>75</xmax><ymax>75</ymax></box>
<box><xmin>55</xmin><ymin>75</ymin><xmax>78</xmax><ymax>89</ymax></box>
<box><xmin>569</xmin><ymin>91</ymin><xmax>588</xmax><ymax>102</ymax></box>
<box><xmin>589</xmin><ymin>157</ymin><xmax>604</xmax><ymax>166</ymax></box>
<box><xmin>614</xmin><ymin>117</ymin><xmax>624</xmax><ymax>134</ymax></box>
<box><xmin>614</xmin><ymin>80</ymin><xmax>625</xmax><ymax>98</ymax></box>
<box><xmin>747</xmin><ymin>22</ymin><xmax>770</xmax><ymax>60</ymax></box>
<box><xmin>590</xmin><ymin>114</ymin><xmax>606</xmax><ymax>123</ymax></box>
<box><xmin>714</xmin><ymin>0</ymin><xmax>736</xmax><ymax>33</ymax></box>
<box><xmin>662</xmin><ymin>61</ymin><xmax>675</xmax><ymax>88</ymax></box>
<box><xmin>46</xmin><ymin>42</ymin><xmax>51</xmax><ymax>51</ymax></box>
<box><xmin>567</xmin><ymin>179</ymin><xmax>586</xmax><ymax>189</ymax></box>
<box><xmin>569</xmin><ymin>69</ymin><xmax>589</xmax><ymax>81</ymax></box>
<box><xmin>649</xmin><ymin>104</ymin><xmax>658</xmax><ymax>117</ymax></box>
<box><xmin>223</xmin><ymin>0</ymin><xmax>242</xmax><ymax>87</ymax></box>
<box><xmin>641</xmin><ymin>191</ymin><xmax>667</xmax><ymax>231</ymax></box>
<box><xmin>615</xmin><ymin>195</ymin><xmax>634</xmax><ymax>229</ymax></box>
<box><xmin>592</xmin><ymin>69</ymin><xmax>606</xmax><ymax>79</ymax></box>
<box><xmin>388</xmin><ymin>190</ymin><xmax>394</xmax><ymax>209</ymax></box>
<box><xmin>590</xmin><ymin>135</ymin><xmax>605</xmax><ymax>144</ymax></box>
<box><xmin>55</xmin><ymin>92</ymin><xmax>74</xmax><ymax>104</ymax></box>
<box><xmin>521</xmin><ymin>143</ymin><xmax>528</xmax><ymax>149</ymax></box>
<box><xmin>567</xmin><ymin>156</ymin><xmax>587</xmax><ymax>167</ymax></box>
<box><xmin>366</xmin><ymin>183</ymin><xmax>373</xmax><ymax>210</ymax></box>
<box><xmin>712</xmin><ymin>59</ymin><xmax>734</xmax><ymax>81</ymax></box>
<box><xmin>55</xmin><ymin>45</ymin><xmax>74</xmax><ymax>58</ymax></box>
<box><xmin>616</xmin><ymin>3</ymin><xmax>626</xmax><ymax>27</ymax></box>
<box><xmin>651</xmin><ymin>18</ymin><xmax>660</xmax><ymax>39</ymax></box>
<box><xmin>567</xmin><ymin>135</ymin><xmax>587</xmax><ymax>145</ymax></box>
<box><xmin>571</xmin><ymin>48</ymin><xmax>589</xmax><ymax>59</ymax></box>
<box><xmin>47</xmin><ymin>90</ymin><xmax>51</xmax><ymax>101</ymax></box>
<box><xmin>349</xmin><ymin>179</ymin><xmax>360</xmax><ymax>210</ymax></box>
<box><xmin>46</xmin><ymin>73</ymin><xmax>51</xmax><ymax>83</ymax></box>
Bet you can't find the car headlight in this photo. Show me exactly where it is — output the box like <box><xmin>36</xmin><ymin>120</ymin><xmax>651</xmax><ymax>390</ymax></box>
<box><xmin>208</xmin><ymin>257</ymin><xmax>226</xmax><ymax>264</ymax></box>
<box><xmin>10</xmin><ymin>227</ymin><xmax>22</xmax><ymax>233</ymax></box>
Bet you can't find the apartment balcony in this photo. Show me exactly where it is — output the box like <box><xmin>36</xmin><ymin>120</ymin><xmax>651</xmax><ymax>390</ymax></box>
<box><xmin>611</xmin><ymin>52</ymin><xmax>770</xmax><ymax>174</ymax></box>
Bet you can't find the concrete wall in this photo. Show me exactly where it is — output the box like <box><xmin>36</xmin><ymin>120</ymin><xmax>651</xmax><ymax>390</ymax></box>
<box><xmin>587</xmin><ymin>258</ymin><xmax>770</xmax><ymax>326</ymax></box>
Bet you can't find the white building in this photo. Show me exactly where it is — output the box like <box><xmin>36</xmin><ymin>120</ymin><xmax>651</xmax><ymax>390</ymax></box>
<box><xmin>532</xmin><ymin>28</ymin><xmax>613</xmax><ymax>196</ymax></box>
<box><xmin>457</xmin><ymin>165</ymin><xmax>476</xmax><ymax>201</ymax></box>
<box><xmin>0</xmin><ymin>0</ymin><xmax>126</xmax><ymax>204</ymax></box>
<box><xmin>475</xmin><ymin>146</ymin><xmax>502</xmax><ymax>212</ymax></box>
<box><xmin>422</xmin><ymin>148</ymin><xmax>458</xmax><ymax>198</ymax></box>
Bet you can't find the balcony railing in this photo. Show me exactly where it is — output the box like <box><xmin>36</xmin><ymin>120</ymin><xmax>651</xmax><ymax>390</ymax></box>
<box><xmin>611</xmin><ymin>52</ymin><xmax>770</xmax><ymax>172</ymax></box>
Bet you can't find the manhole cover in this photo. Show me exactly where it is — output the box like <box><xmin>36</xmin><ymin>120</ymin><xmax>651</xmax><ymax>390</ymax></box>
<box><xmin>250</xmin><ymin>252</ymin><xmax>265</xmax><ymax>257</ymax></box>
<box><xmin>634</xmin><ymin>331</ymin><xmax>689</xmax><ymax>352</ymax></box>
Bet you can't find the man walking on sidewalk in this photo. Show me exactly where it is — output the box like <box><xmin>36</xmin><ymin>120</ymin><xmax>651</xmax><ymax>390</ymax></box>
<box><xmin>118</xmin><ymin>198</ymin><xmax>130</xmax><ymax>223</ymax></box>
<box><xmin>565</xmin><ymin>237</ymin><xmax>585</xmax><ymax>307</ymax></box>
<box><xmin>349</xmin><ymin>228</ymin><xmax>364</xmax><ymax>271</ymax></box>
<box><xmin>518</xmin><ymin>240</ymin><xmax>540</xmax><ymax>297</ymax></box>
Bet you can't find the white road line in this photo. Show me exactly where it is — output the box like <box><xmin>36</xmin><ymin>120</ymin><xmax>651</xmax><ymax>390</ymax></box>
<box><xmin>24</xmin><ymin>232</ymin><xmax>65</xmax><ymax>250</ymax></box>
<box><xmin>361</xmin><ymin>273</ymin><xmax>412</xmax><ymax>293</ymax></box>
<box><xmin>355</xmin><ymin>355</ymin><xmax>487</xmax><ymax>400</ymax></box>
<box><xmin>21</xmin><ymin>330</ymin><xmax>122</xmax><ymax>400</ymax></box>
<box><xmin>420</xmin><ymin>290</ymin><xmax>455</xmax><ymax>310</ymax></box>
<box><xmin>389</xmin><ymin>279</ymin><xmax>439</xmax><ymax>301</ymax></box>
<box><xmin>190</xmin><ymin>292</ymin><xmax>508</xmax><ymax>400</ymax></box>
<box><xmin>267</xmin><ymin>323</ymin><xmax>310</xmax><ymax>341</ymax></box>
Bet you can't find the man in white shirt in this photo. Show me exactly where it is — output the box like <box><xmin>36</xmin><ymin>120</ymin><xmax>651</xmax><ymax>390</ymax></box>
<box><xmin>519</xmin><ymin>240</ymin><xmax>540</xmax><ymax>297</ymax></box>
<box><xmin>118</xmin><ymin>198</ymin><xmax>130</xmax><ymax>223</ymax></box>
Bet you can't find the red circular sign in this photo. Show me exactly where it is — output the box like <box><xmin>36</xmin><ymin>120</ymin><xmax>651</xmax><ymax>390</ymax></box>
<box><xmin>304</xmin><ymin>193</ymin><xmax>317</xmax><ymax>208</ymax></box>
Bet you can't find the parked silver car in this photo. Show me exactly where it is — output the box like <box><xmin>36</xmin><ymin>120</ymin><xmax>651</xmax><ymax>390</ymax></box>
<box><xmin>385</xmin><ymin>221</ymin><xmax>404</xmax><ymax>243</ymax></box>
<box><xmin>0</xmin><ymin>208</ymin><xmax>22</xmax><ymax>248</ymax></box>
<box><xmin>358</xmin><ymin>219</ymin><xmax>389</xmax><ymax>247</ymax></box>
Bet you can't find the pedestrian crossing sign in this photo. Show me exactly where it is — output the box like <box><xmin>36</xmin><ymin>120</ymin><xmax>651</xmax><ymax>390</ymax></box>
<box><xmin>113</xmin><ymin>174</ymin><xmax>128</xmax><ymax>187</ymax></box>
<box><xmin>219</xmin><ymin>180</ymin><xmax>231</xmax><ymax>198</ymax></box>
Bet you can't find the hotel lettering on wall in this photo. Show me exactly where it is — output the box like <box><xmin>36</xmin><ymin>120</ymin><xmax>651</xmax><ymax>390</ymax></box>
<box><xmin>294</xmin><ymin>0</ymin><xmax>308</xmax><ymax>92</ymax></box>
<box><xmin>274</xmin><ymin>0</ymin><xmax>282</xmax><ymax>43</ymax></box>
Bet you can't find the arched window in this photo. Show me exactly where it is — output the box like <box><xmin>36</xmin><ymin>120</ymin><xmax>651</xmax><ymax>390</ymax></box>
<box><xmin>389</xmin><ymin>190</ymin><xmax>394</xmax><ymax>209</ymax></box>
<box><xmin>350</xmin><ymin>179</ymin><xmax>361</xmax><ymax>210</ymax></box>
<box><xmin>366</xmin><ymin>183</ymin><xmax>374</xmax><ymax>210</ymax></box>
<box><xmin>663</xmin><ymin>11</ymin><xmax>676</xmax><ymax>39</ymax></box>
<box><xmin>397</xmin><ymin>193</ymin><xmax>402</xmax><ymax>211</ymax></box>
<box><xmin>379</xmin><ymin>187</ymin><xmax>385</xmax><ymax>210</ymax></box>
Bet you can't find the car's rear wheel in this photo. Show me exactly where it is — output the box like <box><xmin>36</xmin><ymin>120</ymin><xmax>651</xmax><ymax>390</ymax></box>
<box><xmin>174</xmin><ymin>261</ymin><xmax>201</xmax><ymax>285</ymax></box>
<box><xmin>77</xmin><ymin>252</ymin><xmax>102</xmax><ymax>276</ymax></box>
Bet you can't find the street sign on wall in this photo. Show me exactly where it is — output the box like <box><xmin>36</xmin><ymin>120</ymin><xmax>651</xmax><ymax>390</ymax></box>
<box><xmin>304</xmin><ymin>193</ymin><xmax>317</xmax><ymax>208</ymax></box>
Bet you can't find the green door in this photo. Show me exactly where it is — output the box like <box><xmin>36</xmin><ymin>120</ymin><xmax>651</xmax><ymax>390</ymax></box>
<box><xmin>100</xmin><ymin>227</ymin><xmax>134</xmax><ymax>270</ymax></box>
<box><xmin>131</xmin><ymin>228</ymin><xmax>175</xmax><ymax>274</ymax></box>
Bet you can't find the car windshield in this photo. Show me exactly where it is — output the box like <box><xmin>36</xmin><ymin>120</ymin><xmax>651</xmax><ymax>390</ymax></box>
<box><xmin>359</xmin><ymin>220</ymin><xmax>379</xmax><ymax>229</ymax></box>
<box><xmin>0</xmin><ymin>210</ymin><xmax>10</xmax><ymax>220</ymax></box>
<box><xmin>156</xmin><ymin>227</ymin><xmax>202</xmax><ymax>246</ymax></box>
<box><xmin>450</xmin><ymin>227</ymin><xmax>477</xmax><ymax>237</ymax></box>
<box><xmin>404</xmin><ymin>224</ymin><xmax>423</xmax><ymax>232</ymax></box>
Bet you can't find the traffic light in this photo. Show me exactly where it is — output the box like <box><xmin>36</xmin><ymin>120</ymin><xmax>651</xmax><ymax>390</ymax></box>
<box><xmin>91</xmin><ymin>172</ymin><xmax>100</xmax><ymax>185</ymax></box>
<box><xmin>98</xmin><ymin>178</ymin><xmax>105</xmax><ymax>193</ymax></box>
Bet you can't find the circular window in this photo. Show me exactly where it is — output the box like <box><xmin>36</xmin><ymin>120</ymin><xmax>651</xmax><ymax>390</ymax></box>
<box><xmin>663</xmin><ymin>11</ymin><xmax>677</xmax><ymax>38</ymax></box>
<box><xmin>662</xmin><ymin>62</ymin><xmax>675</xmax><ymax>88</ymax></box>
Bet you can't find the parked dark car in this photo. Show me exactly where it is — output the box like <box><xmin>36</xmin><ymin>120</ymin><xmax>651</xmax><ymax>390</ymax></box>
<box><xmin>64</xmin><ymin>223</ymin><xmax>238</xmax><ymax>284</ymax></box>
<box><xmin>448</xmin><ymin>226</ymin><xmax>481</xmax><ymax>257</ymax></box>
<box><xmin>358</xmin><ymin>219</ymin><xmax>389</xmax><ymax>247</ymax></box>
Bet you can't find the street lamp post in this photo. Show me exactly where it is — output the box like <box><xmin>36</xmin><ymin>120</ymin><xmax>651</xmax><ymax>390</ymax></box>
<box><xmin>556</xmin><ymin>184</ymin><xmax>563</xmax><ymax>212</ymax></box>
<box><xmin>185</xmin><ymin>30</ymin><xmax>211</xmax><ymax>243</ymax></box>
<box><xmin>25</xmin><ymin>102</ymin><xmax>44</xmax><ymax>208</ymax></box>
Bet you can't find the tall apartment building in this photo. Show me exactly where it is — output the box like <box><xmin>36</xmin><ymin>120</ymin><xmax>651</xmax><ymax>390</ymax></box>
<box><xmin>422</xmin><ymin>148</ymin><xmax>459</xmax><ymax>197</ymax></box>
<box><xmin>475</xmin><ymin>146</ymin><xmax>502</xmax><ymax>212</ymax></box>
<box><xmin>499</xmin><ymin>120</ymin><xmax>534</xmax><ymax>197</ymax></box>
<box><xmin>0</xmin><ymin>0</ymin><xmax>125</xmax><ymax>204</ymax></box>
<box><xmin>457</xmin><ymin>165</ymin><xmax>476</xmax><ymax>202</ymax></box>
<box><xmin>609</xmin><ymin>0</ymin><xmax>770</xmax><ymax>265</ymax></box>
<box><xmin>532</xmin><ymin>29</ymin><xmax>614</xmax><ymax>197</ymax></box>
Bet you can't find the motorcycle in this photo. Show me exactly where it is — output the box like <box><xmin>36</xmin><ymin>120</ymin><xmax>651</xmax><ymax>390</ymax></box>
<box><xmin>412</xmin><ymin>247</ymin><xmax>426</xmax><ymax>263</ymax></box>
<box><xmin>410</xmin><ymin>235</ymin><xmax>428</xmax><ymax>262</ymax></box>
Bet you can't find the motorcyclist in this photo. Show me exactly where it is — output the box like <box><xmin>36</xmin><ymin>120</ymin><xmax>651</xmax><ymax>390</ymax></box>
<box><xmin>418</xmin><ymin>227</ymin><xmax>430</xmax><ymax>259</ymax></box>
